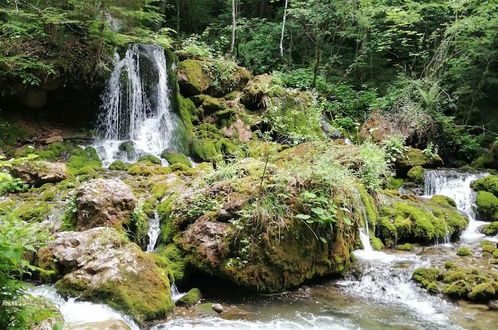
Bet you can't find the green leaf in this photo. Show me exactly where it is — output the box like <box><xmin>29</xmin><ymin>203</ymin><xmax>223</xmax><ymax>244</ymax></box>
<box><xmin>319</xmin><ymin>236</ymin><xmax>328</xmax><ymax>244</ymax></box>
<box><xmin>295</xmin><ymin>214</ymin><xmax>311</xmax><ymax>220</ymax></box>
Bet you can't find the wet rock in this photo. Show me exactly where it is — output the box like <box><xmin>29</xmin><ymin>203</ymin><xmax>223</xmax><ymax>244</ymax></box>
<box><xmin>212</xmin><ymin>303</ymin><xmax>224</xmax><ymax>313</ymax></box>
<box><xmin>177</xmin><ymin>60</ymin><xmax>211</xmax><ymax>96</ymax></box>
<box><xmin>69</xmin><ymin>320</ymin><xmax>131</xmax><ymax>330</ymax></box>
<box><xmin>37</xmin><ymin>227</ymin><xmax>173</xmax><ymax>322</ymax></box>
<box><xmin>489</xmin><ymin>300</ymin><xmax>498</xmax><ymax>310</ymax></box>
<box><xmin>10</xmin><ymin>161</ymin><xmax>68</xmax><ymax>187</ymax></box>
<box><xmin>359</xmin><ymin>110</ymin><xmax>401</xmax><ymax>143</ymax></box>
<box><xmin>118</xmin><ymin>141</ymin><xmax>136</xmax><ymax>160</ymax></box>
<box><xmin>176</xmin><ymin>288</ymin><xmax>202</xmax><ymax>306</ymax></box>
<box><xmin>75</xmin><ymin>179</ymin><xmax>137</xmax><ymax>230</ymax></box>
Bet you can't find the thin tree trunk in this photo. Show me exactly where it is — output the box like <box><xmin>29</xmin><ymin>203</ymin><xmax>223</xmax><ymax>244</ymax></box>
<box><xmin>279</xmin><ymin>0</ymin><xmax>289</xmax><ymax>57</ymax></box>
<box><xmin>176</xmin><ymin>0</ymin><xmax>180</xmax><ymax>33</ymax></box>
<box><xmin>230</xmin><ymin>0</ymin><xmax>237</xmax><ymax>55</ymax></box>
<box><xmin>312</xmin><ymin>43</ymin><xmax>321</xmax><ymax>88</ymax></box>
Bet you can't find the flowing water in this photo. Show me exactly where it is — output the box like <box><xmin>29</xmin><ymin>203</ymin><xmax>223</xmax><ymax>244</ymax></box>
<box><xmin>424</xmin><ymin>169</ymin><xmax>490</xmax><ymax>243</ymax></box>
<box><xmin>29</xmin><ymin>285</ymin><xmax>140</xmax><ymax>330</ymax></box>
<box><xmin>94</xmin><ymin>43</ymin><xmax>182</xmax><ymax>166</ymax></box>
<box><xmin>146</xmin><ymin>210</ymin><xmax>161</xmax><ymax>253</ymax></box>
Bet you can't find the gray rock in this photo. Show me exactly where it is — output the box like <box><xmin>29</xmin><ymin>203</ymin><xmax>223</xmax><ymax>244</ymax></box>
<box><xmin>75</xmin><ymin>179</ymin><xmax>137</xmax><ymax>230</ymax></box>
<box><xmin>212</xmin><ymin>303</ymin><xmax>224</xmax><ymax>313</ymax></box>
<box><xmin>11</xmin><ymin>161</ymin><xmax>68</xmax><ymax>187</ymax></box>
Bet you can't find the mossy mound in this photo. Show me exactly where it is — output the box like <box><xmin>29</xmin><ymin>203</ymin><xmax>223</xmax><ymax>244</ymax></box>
<box><xmin>475</xmin><ymin>191</ymin><xmax>498</xmax><ymax>221</ymax></box>
<box><xmin>395</xmin><ymin>147</ymin><xmax>443</xmax><ymax>177</ymax></box>
<box><xmin>191</xmin><ymin>124</ymin><xmax>243</xmax><ymax>163</ymax></box>
<box><xmin>471</xmin><ymin>175</ymin><xmax>498</xmax><ymax>196</ymax></box>
<box><xmin>482</xmin><ymin>222</ymin><xmax>498</xmax><ymax>236</ymax></box>
<box><xmin>137</xmin><ymin>154</ymin><xmax>162</xmax><ymax>165</ymax></box>
<box><xmin>396</xmin><ymin>243</ymin><xmax>413</xmax><ymax>251</ymax></box>
<box><xmin>176</xmin><ymin>288</ymin><xmax>202</xmax><ymax>306</ymax></box>
<box><xmin>377</xmin><ymin>194</ymin><xmax>467</xmax><ymax>246</ymax></box>
<box><xmin>161</xmin><ymin>151</ymin><xmax>192</xmax><ymax>168</ymax></box>
<box><xmin>109</xmin><ymin>160</ymin><xmax>131</xmax><ymax>171</ymax></box>
<box><xmin>456</xmin><ymin>247</ymin><xmax>472</xmax><ymax>256</ymax></box>
<box><xmin>413</xmin><ymin>265</ymin><xmax>498</xmax><ymax>302</ymax></box>
<box><xmin>407</xmin><ymin>166</ymin><xmax>424</xmax><ymax>184</ymax></box>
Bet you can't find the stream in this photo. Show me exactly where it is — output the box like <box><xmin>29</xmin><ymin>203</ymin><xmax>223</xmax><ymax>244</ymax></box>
<box><xmin>30</xmin><ymin>168</ymin><xmax>498</xmax><ymax>329</ymax></box>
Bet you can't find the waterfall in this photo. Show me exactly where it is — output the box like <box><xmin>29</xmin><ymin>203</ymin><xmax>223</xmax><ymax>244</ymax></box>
<box><xmin>94</xmin><ymin>43</ymin><xmax>181</xmax><ymax>166</ymax></box>
<box><xmin>424</xmin><ymin>169</ymin><xmax>488</xmax><ymax>243</ymax></box>
<box><xmin>170</xmin><ymin>283</ymin><xmax>186</xmax><ymax>302</ymax></box>
<box><xmin>146</xmin><ymin>210</ymin><xmax>161</xmax><ymax>253</ymax></box>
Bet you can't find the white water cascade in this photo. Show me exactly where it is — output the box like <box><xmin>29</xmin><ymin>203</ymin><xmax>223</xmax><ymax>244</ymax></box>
<box><xmin>146</xmin><ymin>210</ymin><xmax>161</xmax><ymax>253</ymax></box>
<box><xmin>424</xmin><ymin>169</ymin><xmax>488</xmax><ymax>243</ymax></box>
<box><xmin>170</xmin><ymin>283</ymin><xmax>186</xmax><ymax>303</ymax></box>
<box><xmin>94</xmin><ymin>43</ymin><xmax>182</xmax><ymax>166</ymax></box>
<box><xmin>29</xmin><ymin>285</ymin><xmax>140</xmax><ymax>330</ymax></box>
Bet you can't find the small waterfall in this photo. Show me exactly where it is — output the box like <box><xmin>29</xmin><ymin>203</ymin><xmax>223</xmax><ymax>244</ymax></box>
<box><xmin>424</xmin><ymin>169</ymin><xmax>488</xmax><ymax>243</ymax></box>
<box><xmin>29</xmin><ymin>285</ymin><xmax>139</xmax><ymax>330</ymax></box>
<box><xmin>146</xmin><ymin>210</ymin><xmax>161</xmax><ymax>253</ymax></box>
<box><xmin>94</xmin><ymin>43</ymin><xmax>181</xmax><ymax>166</ymax></box>
<box><xmin>170</xmin><ymin>283</ymin><xmax>186</xmax><ymax>302</ymax></box>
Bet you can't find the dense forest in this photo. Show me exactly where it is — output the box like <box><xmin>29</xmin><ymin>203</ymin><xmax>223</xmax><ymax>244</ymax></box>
<box><xmin>1</xmin><ymin>1</ymin><xmax>498</xmax><ymax>329</ymax></box>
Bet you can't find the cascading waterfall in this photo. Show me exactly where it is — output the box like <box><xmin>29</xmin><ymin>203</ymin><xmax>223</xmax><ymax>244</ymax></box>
<box><xmin>146</xmin><ymin>210</ymin><xmax>161</xmax><ymax>253</ymax></box>
<box><xmin>94</xmin><ymin>43</ymin><xmax>182</xmax><ymax>166</ymax></box>
<box><xmin>170</xmin><ymin>283</ymin><xmax>186</xmax><ymax>303</ymax></box>
<box><xmin>424</xmin><ymin>169</ymin><xmax>488</xmax><ymax>243</ymax></box>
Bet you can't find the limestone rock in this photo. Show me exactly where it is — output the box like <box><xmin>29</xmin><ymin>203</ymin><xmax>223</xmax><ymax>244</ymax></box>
<box><xmin>11</xmin><ymin>161</ymin><xmax>68</xmax><ymax>187</ymax></box>
<box><xmin>37</xmin><ymin>227</ymin><xmax>173</xmax><ymax>322</ymax></box>
<box><xmin>75</xmin><ymin>179</ymin><xmax>137</xmax><ymax>230</ymax></box>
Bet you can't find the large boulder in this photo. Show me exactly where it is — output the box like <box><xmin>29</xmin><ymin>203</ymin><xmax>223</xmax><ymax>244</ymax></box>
<box><xmin>359</xmin><ymin>110</ymin><xmax>401</xmax><ymax>142</ymax></box>
<box><xmin>10</xmin><ymin>161</ymin><xmax>68</xmax><ymax>187</ymax></box>
<box><xmin>37</xmin><ymin>228</ymin><xmax>173</xmax><ymax>323</ymax></box>
<box><xmin>75</xmin><ymin>179</ymin><xmax>137</xmax><ymax>231</ymax></box>
<box><xmin>177</xmin><ymin>60</ymin><xmax>211</xmax><ymax>96</ymax></box>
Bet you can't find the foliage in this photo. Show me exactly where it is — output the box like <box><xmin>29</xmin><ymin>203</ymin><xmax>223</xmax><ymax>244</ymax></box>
<box><xmin>0</xmin><ymin>173</ymin><xmax>28</xmax><ymax>195</ymax></box>
<box><xmin>0</xmin><ymin>213</ymin><xmax>52</xmax><ymax>329</ymax></box>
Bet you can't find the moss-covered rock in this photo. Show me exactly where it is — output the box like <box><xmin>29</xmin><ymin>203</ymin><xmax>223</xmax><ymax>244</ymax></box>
<box><xmin>482</xmin><ymin>221</ymin><xmax>498</xmax><ymax>236</ymax></box>
<box><xmin>456</xmin><ymin>247</ymin><xmax>472</xmax><ymax>256</ymax></box>
<box><xmin>67</xmin><ymin>146</ymin><xmax>103</xmax><ymax>176</ymax></box>
<box><xmin>395</xmin><ymin>147</ymin><xmax>443</xmax><ymax>177</ymax></box>
<box><xmin>137</xmin><ymin>154</ymin><xmax>162</xmax><ymax>165</ymax></box>
<box><xmin>471</xmin><ymin>175</ymin><xmax>498</xmax><ymax>196</ymax></box>
<box><xmin>407</xmin><ymin>166</ymin><xmax>424</xmax><ymax>184</ymax></box>
<box><xmin>468</xmin><ymin>282</ymin><xmax>496</xmax><ymax>302</ymax></box>
<box><xmin>396</xmin><ymin>243</ymin><xmax>413</xmax><ymax>251</ymax></box>
<box><xmin>175</xmin><ymin>288</ymin><xmax>202</xmax><ymax>306</ymax></box>
<box><xmin>475</xmin><ymin>191</ymin><xmax>498</xmax><ymax>221</ymax></box>
<box><xmin>412</xmin><ymin>268</ymin><xmax>440</xmax><ymax>289</ymax></box>
<box><xmin>118</xmin><ymin>141</ymin><xmax>136</xmax><ymax>160</ymax></box>
<box><xmin>109</xmin><ymin>160</ymin><xmax>131</xmax><ymax>171</ymax></box>
<box><xmin>38</xmin><ymin>228</ymin><xmax>173</xmax><ymax>323</ymax></box>
<box><xmin>377</xmin><ymin>193</ymin><xmax>467</xmax><ymax>246</ymax></box>
<box><xmin>177</xmin><ymin>60</ymin><xmax>211</xmax><ymax>96</ymax></box>
<box><xmin>10</xmin><ymin>160</ymin><xmax>68</xmax><ymax>187</ymax></box>
<box><xmin>128</xmin><ymin>161</ymin><xmax>171</xmax><ymax>176</ymax></box>
<box><xmin>161</xmin><ymin>151</ymin><xmax>192</xmax><ymax>168</ymax></box>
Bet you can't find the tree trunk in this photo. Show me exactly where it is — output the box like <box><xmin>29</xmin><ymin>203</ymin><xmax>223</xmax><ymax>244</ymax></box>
<box><xmin>312</xmin><ymin>43</ymin><xmax>321</xmax><ymax>88</ymax></box>
<box><xmin>176</xmin><ymin>0</ymin><xmax>180</xmax><ymax>33</ymax></box>
<box><xmin>279</xmin><ymin>0</ymin><xmax>289</xmax><ymax>57</ymax></box>
<box><xmin>230</xmin><ymin>0</ymin><xmax>237</xmax><ymax>56</ymax></box>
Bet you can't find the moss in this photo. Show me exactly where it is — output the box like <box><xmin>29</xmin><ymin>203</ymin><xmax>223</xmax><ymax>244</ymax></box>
<box><xmin>475</xmin><ymin>191</ymin><xmax>498</xmax><ymax>221</ymax></box>
<box><xmin>482</xmin><ymin>222</ymin><xmax>498</xmax><ymax>236</ymax></box>
<box><xmin>371</xmin><ymin>236</ymin><xmax>384</xmax><ymax>251</ymax></box>
<box><xmin>198</xmin><ymin>94</ymin><xmax>224</xmax><ymax>112</ymax></box>
<box><xmin>471</xmin><ymin>153</ymin><xmax>495</xmax><ymax>170</ymax></box>
<box><xmin>407</xmin><ymin>166</ymin><xmax>424</xmax><ymax>184</ymax></box>
<box><xmin>178</xmin><ymin>59</ymin><xmax>211</xmax><ymax>96</ymax></box>
<box><xmin>176</xmin><ymin>288</ymin><xmax>202</xmax><ymax>306</ymax></box>
<box><xmin>412</xmin><ymin>268</ymin><xmax>440</xmax><ymax>288</ymax></box>
<box><xmin>493</xmin><ymin>249</ymin><xmax>498</xmax><ymax>258</ymax></box>
<box><xmin>10</xmin><ymin>201</ymin><xmax>52</xmax><ymax>222</ymax></box>
<box><xmin>456</xmin><ymin>247</ymin><xmax>472</xmax><ymax>256</ymax></box>
<box><xmin>395</xmin><ymin>147</ymin><xmax>443</xmax><ymax>177</ymax></box>
<box><xmin>430</xmin><ymin>195</ymin><xmax>456</xmax><ymax>208</ymax></box>
<box><xmin>137</xmin><ymin>154</ymin><xmax>162</xmax><ymax>165</ymax></box>
<box><xmin>128</xmin><ymin>161</ymin><xmax>171</xmax><ymax>176</ymax></box>
<box><xmin>396</xmin><ymin>243</ymin><xmax>413</xmax><ymax>251</ymax></box>
<box><xmin>471</xmin><ymin>175</ymin><xmax>498</xmax><ymax>196</ymax></box>
<box><xmin>191</xmin><ymin>138</ymin><xmax>219</xmax><ymax>162</ymax></box>
<box><xmin>67</xmin><ymin>147</ymin><xmax>102</xmax><ymax>176</ymax></box>
<box><xmin>468</xmin><ymin>282</ymin><xmax>496</xmax><ymax>302</ymax></box>
<box><xmin>378</xmin><ymin>216</ymin><xmax>397</xmax><ymax>246</ymax></box>
<box><xmin>426</xmin><ymin>281</ymin><xmax>439</xmax><ymax>294</ymax></box>
<box><xmin>0</xmin><ymin>116</ymin><xmax>29</xmax><ymax>151</ymax></box>
<box><xmin>156</xmin><ymin>243</ymin><xmax>186</xmax><ymax>283</ymax></box>
<box><xmin>109</xmin><ymin>160</ymin><xmax>131</xmax><ymax>171</ymax></box>
<box><xmin>443</xmin><ymin>280</ymin><xmax>469</xmax><ymax>299</ymax></box>
<box><xmin>161</xmin><ymin>151</ymin><xmax>192</xmax><ymax>168</ymax></box>
<box><xmin>387</xmin><ymin>177</ymin><xmax>404</xmax><ymax>190</ymax></box>
<box><xmin>177</xmin><ymin>95</ymin><xmax>196</xmax><ymax>139</ymax></box>
<box><xmin>357</xmin><ymin>184</ymin><xmax>378</xmax><ymax>228</ymax></box>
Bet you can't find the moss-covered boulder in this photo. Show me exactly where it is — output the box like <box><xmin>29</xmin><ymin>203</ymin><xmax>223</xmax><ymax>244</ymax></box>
<box><xmin>75</xmin><ymin>179</ymin><xmax>137</xmax><ymax>230</ymax></box>
<box><xmin>137</xmin><ymin>154</ymin><xmax>162</xmax><ymax>165</ymax></box>
<box><xmin>456</xmin><ymin>247</ymin><xmax>472</xmax><ymax>256</ymax></box>
<box><xmin>177</xmin><ymin>60</ymin><xmax>211</xmax><ymax>96</ymax></box>
<box><xmin>109</xmin><ymin>160</ymin><xmax>131</xmax><ymax>171</ymax></box>
<box><xmin>482</xmin><ymin>221</ymin><xmax>498</xmax><ymax>236</ymax></box>
<box><xmin>412</xmin><ymin>268</ymin><xmax>440</xmax><ymax>289</ymax></box>
<box><xmin>377</xmin><ymin>193</ymin><xmax>467</xmax><ymax>246</ymax></box>
<box><xmin>10</xmin><ymin>160</ymin><xmax>68</xmax><ymax>187</ymax></box>
<box><xmin>395</xmin><ymin>147</ymin><xmax>443</xmax><ymax>177</ymax></box>
<box><xmin>37</xmin><ymin>228</ymin><xmax>173</xmax><ymax>323</ymax></box>
<box><xmin>407</xmin><ymin>166</ymin><xmax>424</xmax><ymax>184</ymax></box>
<box><xmin>471</xmin><ymin>175</ymin><xmax>498</xmax><ymax>196</ymax></box>
<box><xmin>475</xmin><ymin>191</ymin><xmax>498</xmax><ymax>221</ymax></box>
<box><xmin>118</xmin><ymin>141</ymin><xmax>136</xmax><ymax>160</ymax></box>
<box><xmin>176</xmin><ymin>288</ymin><xmax>202</xmax><ymax>306</ymax></box>
<box><xmin>161</xmin><ymin>151</ymin><xmax>192</xmax><ymax>168</ymax></box>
